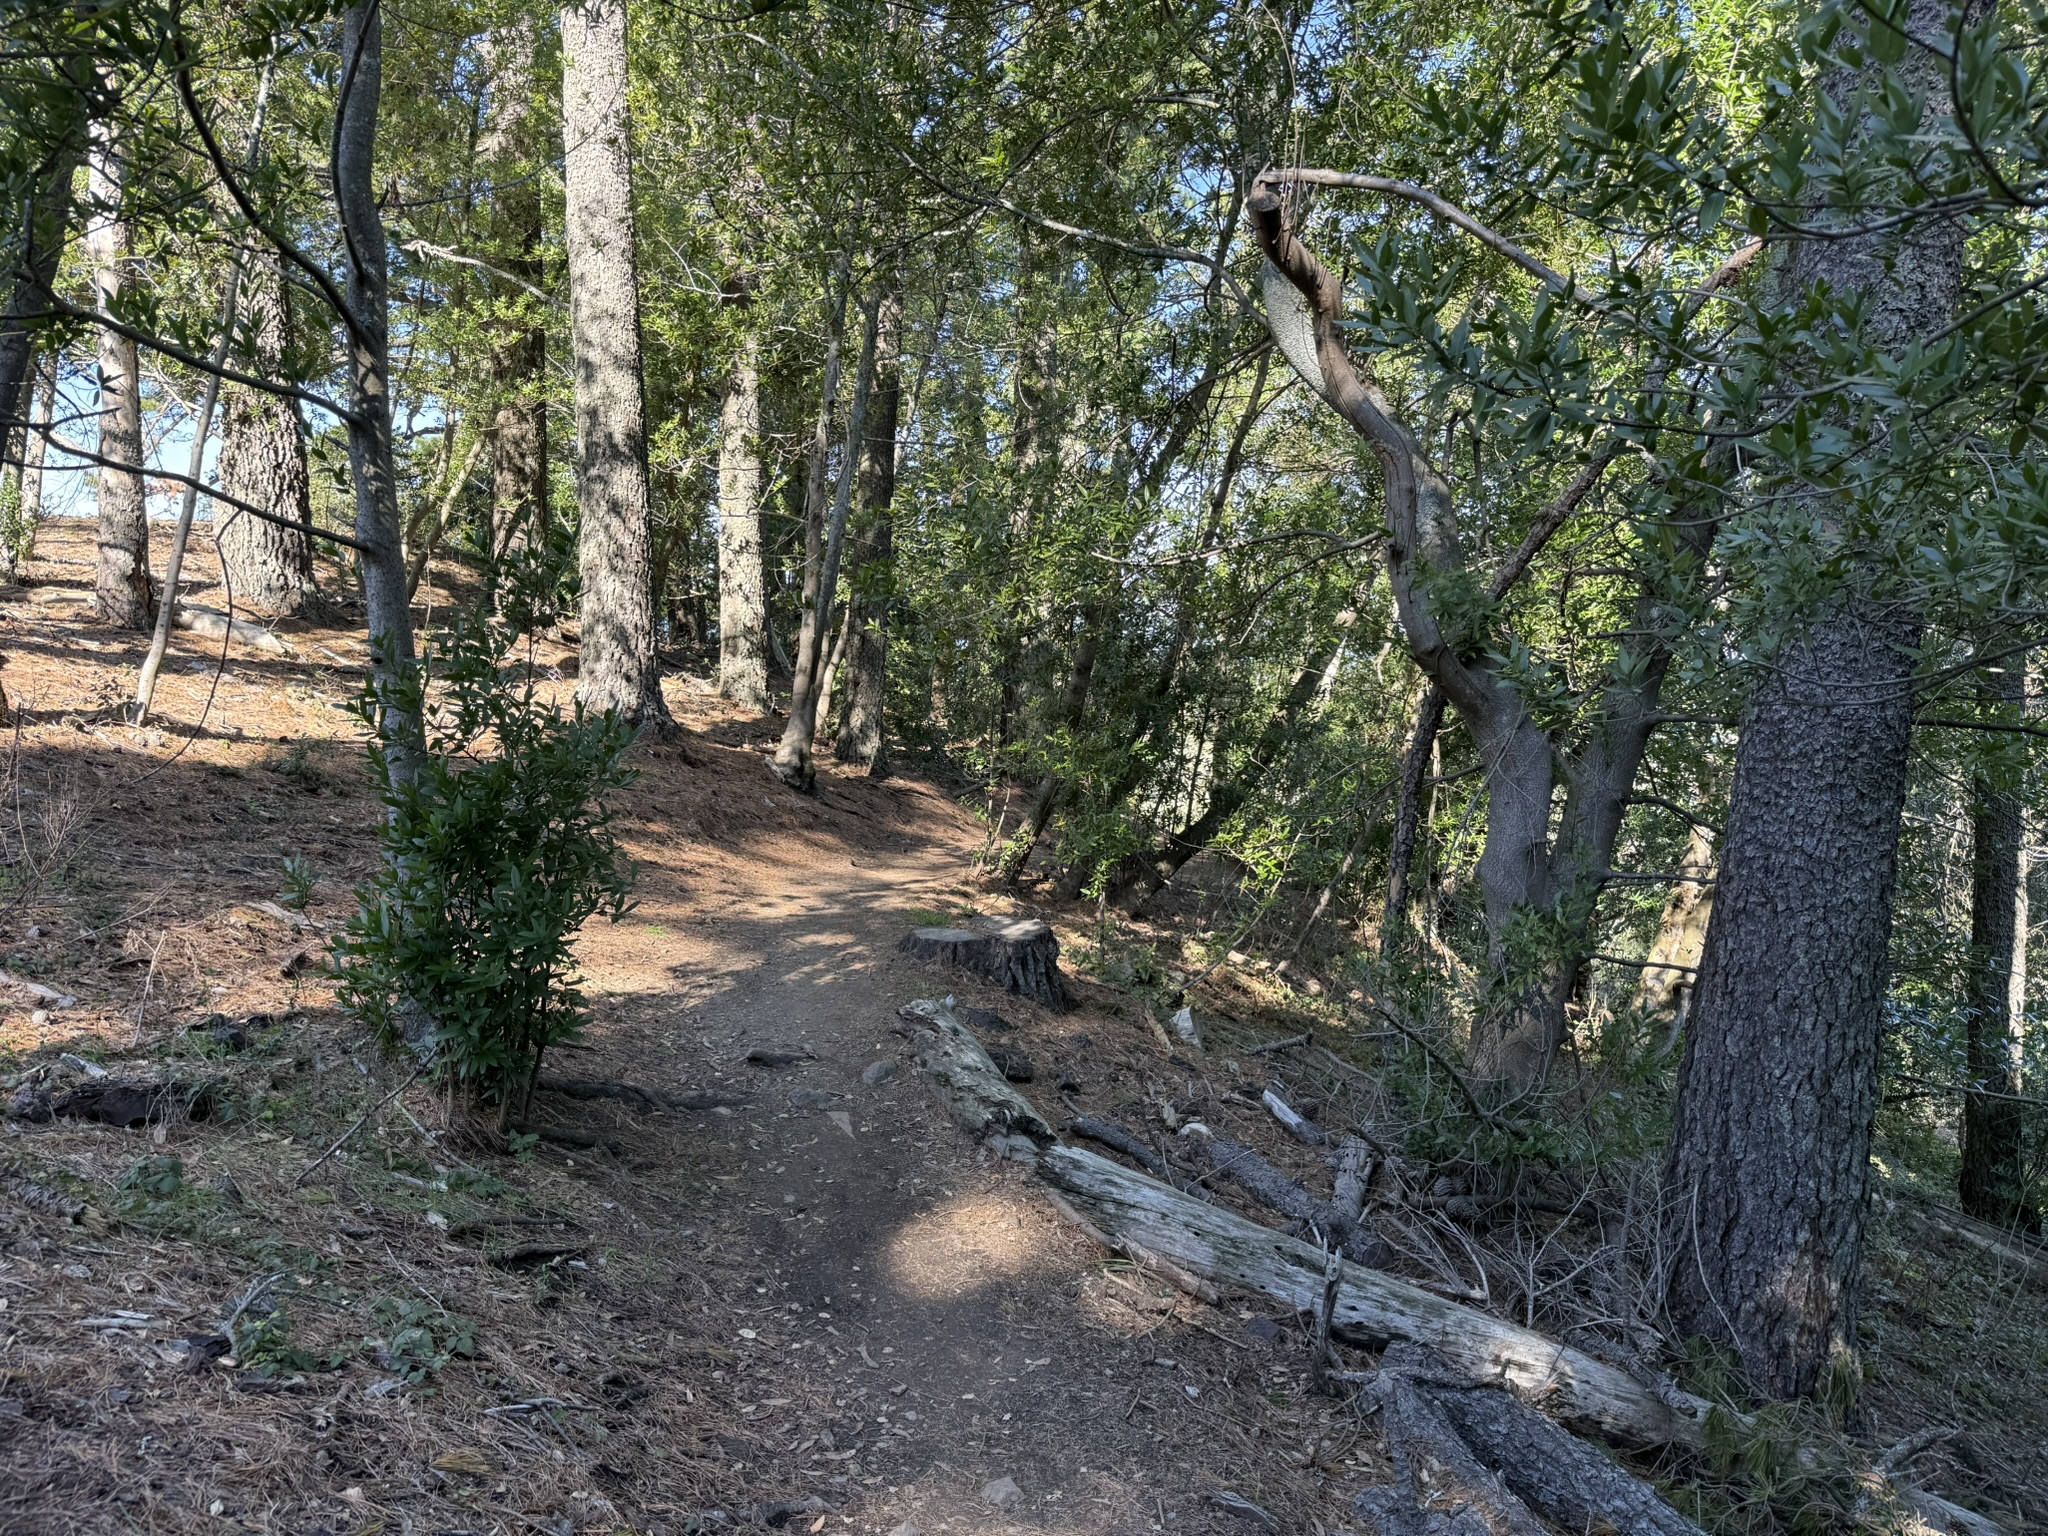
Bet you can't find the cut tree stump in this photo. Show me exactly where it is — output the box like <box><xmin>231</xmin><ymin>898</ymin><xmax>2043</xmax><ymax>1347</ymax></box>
<box><xmin>1036</xmin><ymin>1143</ymin><xmax>1714</xmax><ymax>1449</ymax></box>
<box><xmin>898</xmin><ymin>918</ymin><xmax>1073</xmax><ymax>1011</ymax></box>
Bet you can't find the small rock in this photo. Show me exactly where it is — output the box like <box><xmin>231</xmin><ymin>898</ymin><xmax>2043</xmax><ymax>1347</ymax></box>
<box><xmin>58</xmin><ymin>1054</ymin><xmax>108</xmax><ymax>1079</ymax></box>
<box><xmin>1244</xmin><ymin>1316</ymin><xmax>1283</xmax><ymax>1345</ymax></box>
<box><xmin>788</xmin><ymin>1089</ymin><xmax>842</xmax><ymax>1110</ymax></box>
<box><xmin>9</xmin><ymin>1083</ymin><xmax>51</xmax><ymax>1122</ymax></box>
<box><xmin>29</xmin><ymin>1009</ymin><xmax>48</xmax><ymax>1028</ymax></box>
<box><xmin>886</xmin><ymin>1524</ymin><xmax>922</xmax><ymax>1536</ymax></box>
<box><xmin>861</xmin><ymin>1059</ymin><xmax>899</xmax><ymax>1088</ymax></box>
<box><xmin>982</xmin><ymin>1476</ymin><xmax>1023</xmax><ymax>1511</ymax></box>
<box><xmin>1171</xmin><ymin>1005</ymin><xmax>1202</xmax><ymax>1050</ymax></box>
<box><xmin>745</xmin><ymin>1047</ymin><xmax>813</xmax><ymax>1067</ymax></box>
<box><xmin>984</xmin><ymin>1043</ymin><xmax>1034</xmax><ymax>1083</ymax></box>
<box><xmin>61</xmin><ymin>1263</ymin><xmax>90</xmax><ymax>1279</ymax></box>
<box><xmin>962</xmin><ymin>1006</ymin><xmax>1012</xmax><ymax>1032</ymax></box>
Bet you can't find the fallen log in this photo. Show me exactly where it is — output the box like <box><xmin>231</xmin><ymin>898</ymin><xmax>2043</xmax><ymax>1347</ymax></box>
<box><xmin>1332</xmin><ymin>1136</ymin><xmax>1373</xmax><ymax>1222</ymax></box>
<box><xmin>1370</xmin><ymin>1372</ymin><xmax>1550</xmax><ymax>1536</ymax></box>
<box><xmin>1200</xmin><ymin>1133</ymin><xmax>1391</xmax><ymax>1268</ymax></box>
<box><xmin>173</xmin><ymin>603</ymin><xmax>291</xmax><ymax>656</ymax></box>
<box><xmin>1036</xmin><ymin>1143</ymin><xmax>1713</xmax><ymax>1448</ymax></box>
<box><xmin>903</xmin><ymin>998</ymin><xmax>1054</xmax><ymax>1145</ymax></box>
<box><xmin>1387</xmin><ymin>1345</ymin><xmax>1706</xmax><ymax>1536</ymax></box>
<box><xmin>898</xmin><ymin>919</ymin><xmax>1073</xmax><ymax>1010</ymax></box>
<box><xmin>1067</xmin><ymin>1117</ymin><xmax>1170</xmax><ymax>1179</ymax></box>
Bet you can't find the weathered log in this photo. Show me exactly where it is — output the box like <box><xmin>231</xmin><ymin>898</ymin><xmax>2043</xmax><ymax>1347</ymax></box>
<box><xmin>897</xmin><ymin>919</ymin><xmax>1073</xmax><ymax>1010</ymax></box>
<box><xmin>1375</xmin><ymin>1373</ymin><xmax>1551</xmax><ymax>1536</ymax></box>
<box><xmin>1067</xmin><ymin>1116</ymin><xmax>1170</xmax><ymax>1179</ymax></box>
<box><xmin>1333</xmin><ymin>1136</ymin><xmax>1373</xmax><ymax>1222</ymax></box>
<box><xmin>1380</xmin><ymin>1345</ymin><xmax>1707</xmax><ymax>1536</ymax></box>
<box><xmin>1036</xmin><ymin>1144</ymin><xmax>1714</xmax><ymax>1448</ymax></box>
<box><xmin>1262</xmin><ymin>1087</ymin><xmax>1326</xmax><ymax>1146</ymax></box>
<box><xmin>53</xmin><ymin>1077</ymin><xmax>214</xmax><ymax>1128</ymax></box>
<box><xmin>1200</xmin><ymin>1133</ymin><xmax>1391</xmax><ymax>1268</ymax></box>
<box><xmin>902</xmin><ymin>998</ymin><xmax>1054</xmax><ymax>1145</ymax></box>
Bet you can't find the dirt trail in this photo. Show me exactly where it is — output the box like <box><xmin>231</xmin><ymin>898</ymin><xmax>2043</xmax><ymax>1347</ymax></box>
<box><xmin>550</xmin><ymin>711</ymin><xmax>1367</xmax><ymax>1535</ymax></box>
<box><xmin>0</xmin><ymin>526</ymin><xmax>1369</xmax><ymax>1536</ymax></box>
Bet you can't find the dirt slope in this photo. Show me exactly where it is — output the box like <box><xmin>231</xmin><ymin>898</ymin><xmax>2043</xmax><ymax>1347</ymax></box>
<box><xmin>0</xmin><ymin>527</ymin><xmax>1373</xmax><ymax>1536</ymax></box>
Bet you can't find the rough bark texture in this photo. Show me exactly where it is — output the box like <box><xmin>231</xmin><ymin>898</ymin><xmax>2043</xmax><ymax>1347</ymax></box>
<box><xmin>1663</xmin><ymin>613</ymin><xmax>1921</xmax><ymax>1398</ymax></box>
<box><xmin>1661</xmin><ymin>0</ymin><xmax>1964</xmax><ymax>1401</ymax></box>
<box><xmin>1198</xmin><ymin>1132</ymin><xmax>1391</xmax><ymax>1266</ymax></box>
<box><xmin>0</xmin><ymin>63</ymin><xmax>83</xmax><ymax>508</ymax></box>
<box><xmin>88</xmin><ymin>105</ymin><xmax>150</xmax><ymax>629</ymax></box>
<box><xmin>836</xmin><ymin>284</ymin><xmax>902</xmax><ymax>772</ymax></box>
<box><xmin>716</xmin><ymin>328</ymin><xmax>770</xmax><ymax>710</ymax></box>
<box><xmin>902</xmin><ymin>998</ymin><xmax>1055</xmax><ymax>1145</ymax></box>
<box><xmin>2</xmin><ymin>352</ymin><xmax>52</xmax><ymax>582</ymax></box>
<box><xmin>1960</xmin><ymin>659</ymin><xmax>2033</xmax><ymax>1229</ymax></box>
<box><xmin>898</xmin><ymin>920</ymin><xmax>1073</xmax><ymax>1011</ymax></box>
<box><xmin>216</xmin><ymin>249</ymin><xmax>315</xmax><ymax>615</ymax></box>
<box><xmin>482</xmin><ymin>16</ymin><xmax>549</xmax><ymax>566</ymax></box>
<box><xmin>561</xmin><ymin>0</ymin><xmax>670</xmax><ymax>728</ymax></box>
<box><xmin>337</xmin><ymin>1</ymin><xmax>421</xmax><ymax>786</ymax></box>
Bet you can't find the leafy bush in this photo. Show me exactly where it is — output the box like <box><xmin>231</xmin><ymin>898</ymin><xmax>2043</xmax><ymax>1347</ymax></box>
<box><xmin>333</xmin><ymin>617</ymin><xmax>637</xmax><ymax>1124</ymax></box>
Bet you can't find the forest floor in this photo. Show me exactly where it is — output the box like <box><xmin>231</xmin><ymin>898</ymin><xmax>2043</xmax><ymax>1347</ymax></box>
<box><xmin>1</xmin><ymin>523</ymin><xmax>2046</xmax><ymax>1536</ymax></box>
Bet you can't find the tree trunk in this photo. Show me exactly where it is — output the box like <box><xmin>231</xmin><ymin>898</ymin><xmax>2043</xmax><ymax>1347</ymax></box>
<box><xmin>1661</xmin><ymin>0</ymin><xmax>1964</xmax><ymax>1402</ymax></box>
<box><xmin>837</xmin><ymin>282</ymin><xmax>903</xmax><ymax>772</ymax></box>
<box><xmin>216</xmin><ymin>248</ymin><xmax>315</xmax><ymax>615</ymax></box>
<box><xmin>1960</xmin><ymin>657</ymin><xmax>2034</xmax><ymax>1230</ymax></box>
<box><xmin>717</xmin><ymin>327</ymin><xmax>771</xmax><ymax>710</ymax></box>
<box><xmin>1</xmin><ymin>351</ymin><xmax>52</xmax><ymax>582</ymax></box>
<box><xmin>482</xmin><ymin>15</ymin><xmax>549</xmax><ymax>570</ymax></box>
<box><xmin>561</xmin><ymin>0</ymin><xmax>670</xmax><ymax>729</ymax></box>
<box><xmin>0</xmin><ymin>62</ymin><xmax>84</xmax><ymax>505</ymax></box>
<box><xmin>1637</xmin><ymin>822</ymin><xmax>1715</xmax><ymax>1028</ymax></box>
<box><xmin>1664</xmin><ymin>611</ymin><xmax>1920</xmax><ymax>1399</ymax></box>
<box><xmin>336</xmin><ymin>0</ymin><xmax>421</xmax><ymax>786</ymax></box>
<box><xmin>775</xmin><ymin>280</ymin><xmax>878</xmax><ymax>791</ymax></box>
<box><xmin>1382</xmin><ymin>682</ymin><xmax>1445</xmax><ymax>952</ymax></box>
<box><xmin>1105</xmin><ymin>639</ymin><xmax>1337</xmax><ymax>914</ymax></box>
<box><xmin>87</xmin><ymin>99</ymin><xmax>150</xmax><ymax>629</ymax></box>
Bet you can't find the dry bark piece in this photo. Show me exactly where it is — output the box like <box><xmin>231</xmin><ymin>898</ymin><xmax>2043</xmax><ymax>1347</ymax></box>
<box><xmin>903</xmin><ymin>999</ymin><xmax>1053</xmax><ymax>1146</ymax></box>
<box><xmin>1036</xmin><ymin>1144</ymin><xmax>1714</xmax><ymax>1448</ymax></box>
<box><xmin>897</xmin><ymin>919</ymin><xmax>1073</xmax><ymax>1011</ymax></box>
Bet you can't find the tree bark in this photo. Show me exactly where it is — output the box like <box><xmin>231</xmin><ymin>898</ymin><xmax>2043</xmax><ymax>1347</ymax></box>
<box><xmin>0</xmin><ymin>55</ymin><xmax>84</xmax><ymax>506</ymax></box>
<box><xmin>481</xmin><ymin>15</ymin><xmax>549</xmax><ymax>569</ymax></box>
<box><xmin>837</xmin><ymin>282</ymin><xmax>903</xmax><ymax>772</ymax></box>
<box><xmin>87</xmin><ymin>97</ymin><xmax>150</xmax><ymax>629</ymax></box>
<box><xmin>1960</xmin><ymin>657</ymin><xmax>2034</xmax><ymax>1230</ymax></box>
<box><xmin>336</xmin><ymin>0</ymin><xmax>421</xmax><ymax>786</ymax></box>
<box><xmin>775</xmin><ymin>280</ymin><xmax>878</xmax><ymax>791</ymax></box>
<box><xmin>1636</xmin><ymin>822</ymin><xmax>1715</xmax><ymax>1028</ymax></box>
<box><xmin>717</xmin><ymin>326</ymin><xmax>770</xmax><ymax>710</ymax></box>
<box><xmin>1383</xmin><ymin>683</ymin><xmax>1445</xmax><ymax>952</ymax></box>
<box><xmin>216</xmin><ymin>248</ymin><xmax>315</xmax><ymax>615</ymax></box>
<box><xmin>1</xmin><ymin>351</ymin><xmax>51</xmax><ymax>582</ymax></box>
<box><xmin>1662</xmin><ymin>0</ymin><xmax>1965</xmax><ymax>1401</ymax></box>
<box><xmin>561</xmin><ymin>0</ymin><xmax>670</xmax><ymax>728</ymax></box>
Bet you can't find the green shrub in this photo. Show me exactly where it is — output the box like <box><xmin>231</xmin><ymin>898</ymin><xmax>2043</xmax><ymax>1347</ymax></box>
<box><xmin>333</xmin><ymin>616</ymin><xmax>637</xmax><ymax>1124</ymax></box>
<box><xmin>363</xmin><ymin>1297</ymin><xmax>476</xmax><ymax>1386</ymax></box>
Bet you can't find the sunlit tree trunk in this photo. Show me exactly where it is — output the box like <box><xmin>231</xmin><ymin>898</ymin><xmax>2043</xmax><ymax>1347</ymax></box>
<box><xmin>482</xmin><ymin>15</ymin><xmax>549</xmax><ymax>568</ymax></box>
<box><xmin>87</xmin><ymin>96</ymin><xmax>150</xmax><ymax>629</ymax></box>
<box><xmin>337</xmin><ymin>0</ymin><xmax>420</xmax><ymax>785</ymax></box>
<box><xmin>561</xmin><ymin>0</ymin><xmax>670</xmax><ymax>728</ymax></box>
<box><xmin>717</xmin><ymin>326</ymin><xmax>770</xmax><ymax>710</ymax></box>
<box><xmin>217</xmin><ymin>248</ymin><xmax>314</xmax><ymax>615</ymax></box>
<box><xmin>837</xmin><ymin>282</ymin><xmax>903</xmax><ymax>773</ymax></box>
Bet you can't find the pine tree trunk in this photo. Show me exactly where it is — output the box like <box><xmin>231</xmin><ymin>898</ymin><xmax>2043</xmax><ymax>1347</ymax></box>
<box><xmin>716</xmin><ymin>328</ymin><xmax>770</xmax><ymax>710</ymax></box>
<box><xmin>1636</xmin><ymin>823</ymin><xmax>1715</xmax><ymax>1029</ymax></box>
<box><xmin>216</xmin><ymin>249</ymin><xmax>315</xmax><ymax>615</ymax></box>
<box><xmin>837</xmin><ymin>283</ymin><xmax>902</xmax><ymax>772</ymax></box>
<box><xmin>336</xmin><ymin>0</ymin><xmax>421</xmax><ymax>787</ymax></box>
<box><xmin>1661</xmin><ymin>0</ymin><xmax>1964</xmax><ymax>1402</ymax></box>
<box><xmin>0</xmin><ymin>65</ymin><xmax>83</xmax><ymax>500</ymax></box>
<box><xmin>482</xmin><ymin>16</ymin><xmax>548</xmax><ymax>568</ymax></box>
<box><xmin>0</xmin><ymin>351</ymin><xmax>50</xmax><ymax>583</ymax></box>
<box><xmin>1960</xmin><ymin>658</ymin><xmax>2033</xmax><ymax>1229</ymax></box>
<box><xmin>87</xmin><ymin>102</ymin><xmax>149</xmax><ymax>630</ymax></box>
<box><xmin>561</xmin><ymin>0</ymin><xmax>670</xmax><ymax>729</ymax></box>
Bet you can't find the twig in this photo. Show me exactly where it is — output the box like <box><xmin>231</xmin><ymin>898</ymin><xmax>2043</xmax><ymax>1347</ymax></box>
<box><xmin>293</xmin><ymin>1062</ymin><xmax>429</xmax><ymax>1188</ymax></box>
<box><xmin>1245</xmin><ymin>1032</ymin><xmax>1310</xmax><ymax>1056</ymax></box>
<box><xmin>130</xmin><ymin>934</ymin><xmax>166</xmax><ymax>1047</ymax></box>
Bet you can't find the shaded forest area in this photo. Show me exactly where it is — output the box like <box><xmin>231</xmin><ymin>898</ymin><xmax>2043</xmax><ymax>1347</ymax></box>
<box><xmin>3</xmin><ymin>0</ymin><xmax>2048</xmax><ymax>1532</ymax></box>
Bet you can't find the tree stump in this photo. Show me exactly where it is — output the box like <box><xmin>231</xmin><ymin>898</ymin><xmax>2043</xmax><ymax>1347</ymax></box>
<box><xmin>898</xmin><ymin>918</ymin><xmax>1073</xmax><ymax>1011</ymax></box>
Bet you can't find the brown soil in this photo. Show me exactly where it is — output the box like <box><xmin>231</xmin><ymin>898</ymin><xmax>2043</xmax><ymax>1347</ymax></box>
<box><xmin>0</xmin><ymin>526</ymin><xmax>1381</xmax><ymax>1536</ymax></box>
<box><xmin>3</xmin><ymin>524</ymin><xmax>2044</xmax><ymax>1536</ymax></box>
